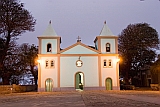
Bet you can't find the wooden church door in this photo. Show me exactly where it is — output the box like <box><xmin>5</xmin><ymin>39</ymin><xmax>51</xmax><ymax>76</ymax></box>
<box><xmin>45</xmin><ymin>78</ymin><xmax>53</xmax><ymax>92</ymax></box>
<box><xmin>106</xmin><ymin>78</ymin><xmax>112</xmax><ymax>90</ymax></box>
<box><xmin>75</xmin><ymin>73</ymin><xmax>83</xmax><ymax>90</ymax></box>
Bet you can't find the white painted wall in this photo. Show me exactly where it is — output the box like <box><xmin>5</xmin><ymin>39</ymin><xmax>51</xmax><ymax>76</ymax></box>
<box><xmin>41</xmin><ymin>39</ymin><xmax>57</xmax><ymax>54</ymax></box>
<box><xmin>40</xmin><ymin>57</ymin><xmax>58</xmax><ymax>88</ymax></box>
<box><xmin>101</xmin><ymin>56</ymin><xmax>118</xmax><ymax>87</ymax></box>
<box><xmin>101</xmin><ymin>39</ymin><xmax>115</xmax><ymax>53</ymax></box>
<box><xmin>60</xmin><ymin>56</ymin><xmax>99</xmax><ymax>87</ymax></box>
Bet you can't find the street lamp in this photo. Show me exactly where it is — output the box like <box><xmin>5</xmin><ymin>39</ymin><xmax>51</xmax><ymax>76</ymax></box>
<box><xmin>37</xmin><ymin>59</ymin><xmax>41</xmax><ymax>64</ymax></box>
<box><xmin>116</xmin><ymin>58</ymin><xmax>120</xmax><ymax>62</ymax></box>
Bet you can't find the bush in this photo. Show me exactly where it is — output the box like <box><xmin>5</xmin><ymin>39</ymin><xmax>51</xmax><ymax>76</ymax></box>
<box><xmin>120</xmin><ymin>85</ymin><xmax>135</xmax><ymax>90</ymax></box>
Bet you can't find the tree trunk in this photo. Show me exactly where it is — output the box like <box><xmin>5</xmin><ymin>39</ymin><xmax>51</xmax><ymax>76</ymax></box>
<box><xmin>158</xmin><ymin>72</ymin><xmax>160</xmax><ymax>86</ymax></box>
<box><xmin>34</xmin><ymin>76</ymin><xmax>38</xmax><ymax>85</ymax></box>
<box><xmin>0</xmin><ymin>32</ymin><xmax>11</xmax><ymax>84</ymax></box>
<box><xmin>30</xmin><ymin>65</ymin><xmax>38</xmax><ymax>85</ymax></box>
<box><xmin>124</xmin><ymin>62</ymin><xmax>131</xmax><ymax>85</ymax></box>
<box><xmin>2</xmin><ymin>75</ymin><xmax>11</xmax><ymax>85</ymax></box>
<box><xmin>125</xmin><ymin>71</ymin><xmax>129</xmax><ymax>85</ymax></box>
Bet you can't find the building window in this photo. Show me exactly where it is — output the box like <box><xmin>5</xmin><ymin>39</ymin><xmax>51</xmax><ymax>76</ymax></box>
<box><xmin>47</xmin><ymin>43</ymin><xmax>52</xmax><ymax>52</ymax></box>
<box><xmin>50</xmin><ymin>60</ymin><xmax>54</xmax><ymax>68</ymax></box>
<box><xmin>104</xmin><ymin>60</ymin><xmax>107</xmax><ymax>67</ymax></box>
<box><xmin>45</xmin><ymin>60</ymin><xmax>49</xmax><ymax>68</ymax></box>
<box><xmin>106</xmin><ymin>43</ymin><xmax>110</xmax><ymax>52</ymax></box>
<box><xmin>108</xmin><ymin>59</ymin><xmax>112</xmax><ymax>67</ymax></box>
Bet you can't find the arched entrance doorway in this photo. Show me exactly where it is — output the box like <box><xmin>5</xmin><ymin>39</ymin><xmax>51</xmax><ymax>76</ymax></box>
<box><xmin>45</xmin><ymin>78</ymin><xmax>53</xmax><ymax>92</ymax></box>
<box><xmin>75</xmin><ymin>72</ymin><xmax>84</xmax><ymax>90</ymax></box>
<box><xmin>106</xmin><ymin>78</ymin><xmax>112</xmax><ymax>90</ymax></box>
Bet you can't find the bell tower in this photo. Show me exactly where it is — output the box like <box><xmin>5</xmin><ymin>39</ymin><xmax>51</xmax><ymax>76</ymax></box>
<box><xmin>37</xmin><ymin>21</ymin><xmax>61</xmax><ymax>91</ymax></box>
<box><xmin>94</xmin><ymin>21</ymin><xmax>118</xmax><ymax>54</ymax></box>
<box><xmin>37</xmin><ymin>21</ymin><xmax>61</xmax><ymax>54</ymax></box>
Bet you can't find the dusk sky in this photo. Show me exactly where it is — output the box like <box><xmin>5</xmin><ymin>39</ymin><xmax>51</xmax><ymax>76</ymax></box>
<box><xmin>18</xmin><ymin>0</ymin><xmax>160</xmax><ymax>49</ymax></box>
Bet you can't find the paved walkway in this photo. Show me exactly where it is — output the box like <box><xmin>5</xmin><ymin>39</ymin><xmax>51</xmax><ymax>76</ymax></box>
<box><xmin>0</xmin><ymin>90</ymin><xmax>160</xmax><ymax>107</ymax></box>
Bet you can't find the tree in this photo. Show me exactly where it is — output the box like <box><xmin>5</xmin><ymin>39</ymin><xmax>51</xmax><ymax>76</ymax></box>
<box><xmin>18</xmin><ymin>44</ymin><xmax>38</xmax><ymax>85</ymax></box>
<box><xmin>0</xmin><ymin>40</ymin><xmax>23</xmax><ymax>84</ymax></box>
<box><xmin>0</xmin><ymin>38</ymin><xmax>5</xmax><ymax>79</ymax></box>
<box><xmin>0</xmin><ymin>38</ymin><xmax>5</xmax><ymax>62</ymax></box>
<box><xmin>3</xmin><ymin>46</ymin><xmax>22</xmax><ymax>84</ymax></box>
<box><xmin>150</xmin><ymin>55</ymin><xmax>160</xmax><ymax>86</ymax></box>
<box><xmin>0</xmin><ymin>0</ymin><xmax>36</xmax><ymax>84</ymax></box>
<box><xmin>118</xmin><ymin>23</ymin><xmax>159</xmax><ymax>85</ymax></box>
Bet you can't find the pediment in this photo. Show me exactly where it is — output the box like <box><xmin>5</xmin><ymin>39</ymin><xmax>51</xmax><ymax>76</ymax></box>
<box><xmin>60</xmin><ymin>42</ymin><xmax>99</xmax><ymax>54</ymax></box>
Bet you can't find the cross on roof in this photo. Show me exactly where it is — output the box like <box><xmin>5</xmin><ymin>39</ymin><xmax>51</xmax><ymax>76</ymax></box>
<box><xmin>49</xmin><ymin>20</ymin><xmax>51</xmax><ymax>24</ymax></box>
<box><xmin>78</xmin><ymin>56</ymin><xmax>81</xmax><ymax>60</ymax></box>
<box><xmin>77</xmin><ymin>36</ymin><xmax>81</xmax><ymax>42</ymax></box>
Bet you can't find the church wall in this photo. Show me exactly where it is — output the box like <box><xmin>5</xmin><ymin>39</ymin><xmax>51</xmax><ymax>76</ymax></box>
<box><xmin>60</xmin><ymin>56</ymin><xmax>99</xmax><ymax>88</ymax></box>
<box><xmin>38</xmin><ymin>22</ymin><xmax>120</xmax><ymax>91</ymax></box>
<box><xmin>41</xmin><ymin>39</ymin><xmax>57</xmax><ymax>54</ymax></box>
<box><xmin>101</xmin><ymin>39</ymin><xmax>115</xmax><ymax>53</ymax></box>
<box><xmin>40</xmin><ymin>57</ymin><xmax>58</xmax><ymax>88</ymax></box>
<box><xmin>101</xmin><ymin>56</ymin><xmax>118</xmax><ymax>87</ymax></box>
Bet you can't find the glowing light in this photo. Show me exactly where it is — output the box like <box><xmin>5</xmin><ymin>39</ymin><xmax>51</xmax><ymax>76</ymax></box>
<box><xmin>117</xmin><ymin>59</ymin><xmax>120</xmax><ymax>62</ymax></box>
<box><xmin>37</xmin><ymin>59</ymin><xmax>41</xmax><ymax>63</ymax></box>
<box><xmin>115</xmin><ymin>58</ymin><xmax>120</xmax><ymax>62</ymax></box>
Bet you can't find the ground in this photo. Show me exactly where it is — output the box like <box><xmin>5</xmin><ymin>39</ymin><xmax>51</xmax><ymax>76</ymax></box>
<box><xmin>0</xmin><ymin>90</ymin><xmax>160</xmax><ymax>107</ymax></box>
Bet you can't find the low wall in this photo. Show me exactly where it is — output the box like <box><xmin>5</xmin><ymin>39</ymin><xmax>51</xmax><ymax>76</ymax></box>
<box><xmin>150</xmin><ymin>84</ymin><xmax>159</xmax><ymax>91</ymax></box>
<box><xmin>0</xmin><ymin>85</ymin><xmax>12</xmax><ymax>94</ymax></box>
<box><xmin>0</xmin><ymin>85</ymin><xmax>37</xmax><ymax>94</ymax></box>
<box><xmin>12</xmin><ymin>84</ymin><xmax>37</xmax><ymax>92</ymax></box>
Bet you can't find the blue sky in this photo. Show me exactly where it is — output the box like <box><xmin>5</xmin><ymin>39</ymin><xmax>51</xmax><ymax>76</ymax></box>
<box><xmin>18</xmin><ymin>0</ymin><xmax>160</xmax><ymax>48</ymax></box>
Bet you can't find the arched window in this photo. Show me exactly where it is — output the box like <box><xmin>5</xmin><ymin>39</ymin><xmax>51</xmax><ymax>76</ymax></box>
<box><xmin>47</xmin><ymin>43</ymin><xmax>52</xmax><ymax>52</ymax></box>
<box><xmin>108</xmin><ymin>59</ymin><xmax>112</xmax><ymax>67</ymax></box>
<box><xmin>106</xmin><ymin>43</ymin><xmax>110</xmax><ymax>52</ymax></box>
<box><xmin>104</xmin><ymin>60</ymin><xmax>107</xmax><ymax>67</ymax></box>
<box><xmin>45</xmin><ymin>60</ymin><xmax>49</xmax><ymax>68</ymax></box>
<box><xmin>50</xmin><ymin>60</ymin><xmax>54</xmax><ymax>68</ymax></box>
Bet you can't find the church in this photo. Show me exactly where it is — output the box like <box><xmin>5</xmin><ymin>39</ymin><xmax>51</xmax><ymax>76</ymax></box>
<box><xmin>37</xmin><ymin>21</ymin><xmax>120</xmax><ymax>92</ymax></box>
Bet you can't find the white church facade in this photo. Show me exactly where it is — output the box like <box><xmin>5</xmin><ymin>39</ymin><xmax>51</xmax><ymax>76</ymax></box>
<box><xmin>37</xmin><ymin>21</ymin><xmax>120</xmax><ymax>92</ymax></box>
